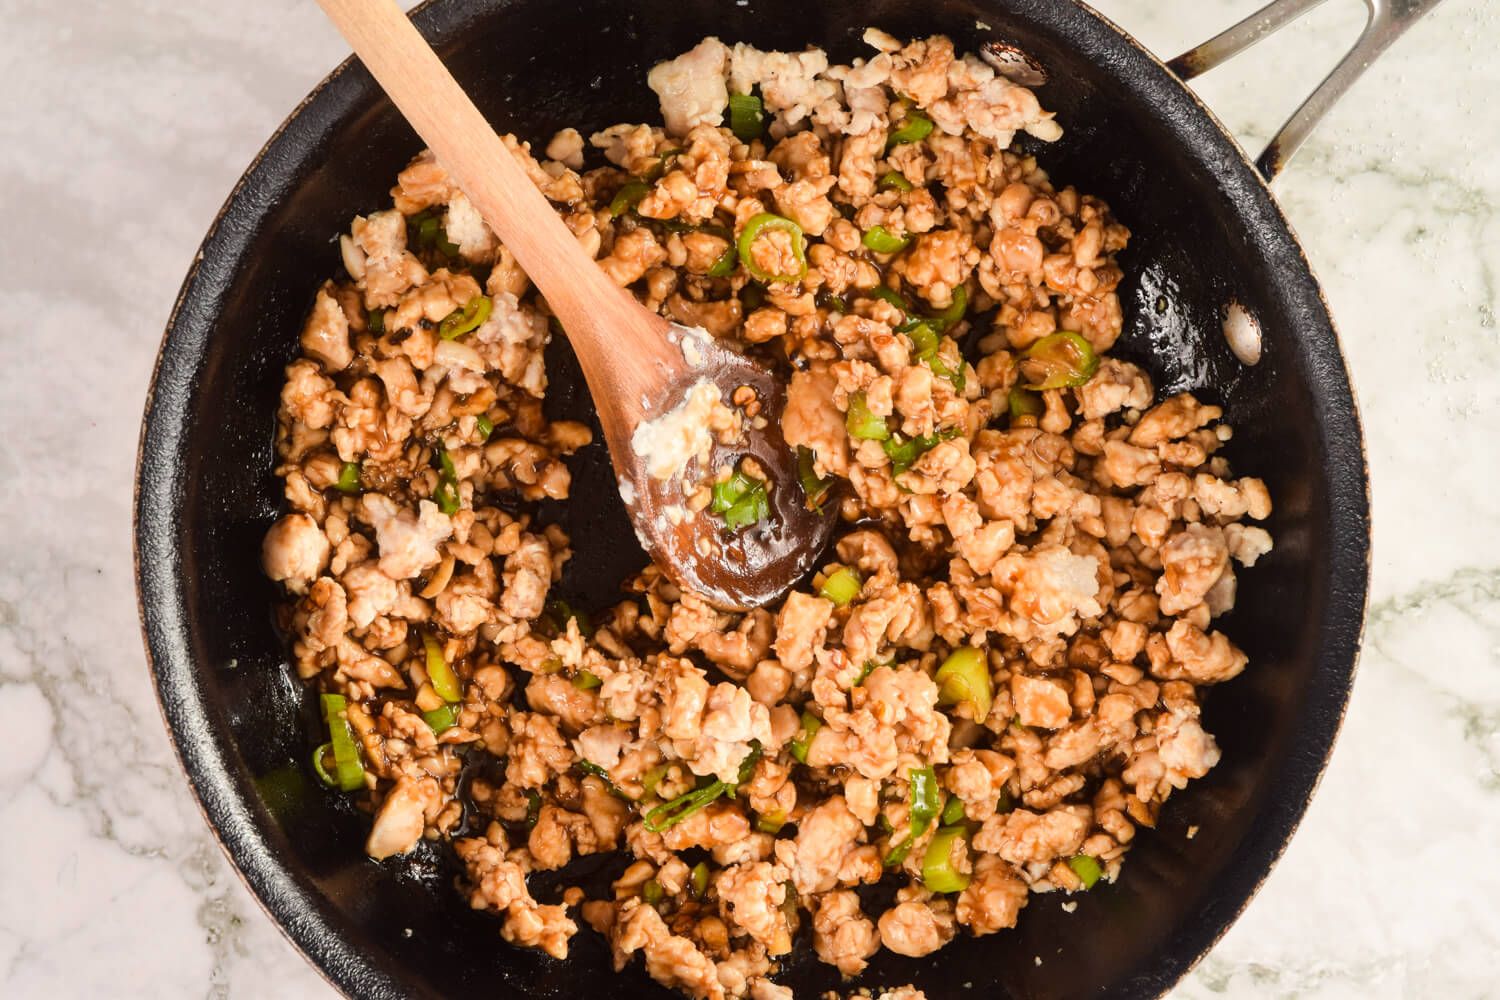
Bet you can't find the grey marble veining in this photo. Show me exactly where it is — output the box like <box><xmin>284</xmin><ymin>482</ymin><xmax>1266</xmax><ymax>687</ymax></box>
<box><xmin>1</xmin><ymin>0</ymin><xmax>1496</xmax><ymax>996</ymax></box>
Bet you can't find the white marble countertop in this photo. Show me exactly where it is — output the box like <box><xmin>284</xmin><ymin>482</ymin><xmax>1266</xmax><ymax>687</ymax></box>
<box><xmin>2</xmin><ymin>0</ymin><xmax>1496</xmax><ymax>996</ymax></box>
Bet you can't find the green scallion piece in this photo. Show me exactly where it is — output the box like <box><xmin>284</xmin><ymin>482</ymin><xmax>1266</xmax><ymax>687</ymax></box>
<box><xmin>862</xmin><ymin>224</ymin><xmax>912</xmax><ymax>254</ymax></box>
<box><xmin>755</xmin><ymin>810</ymin><xmax>787</xmax><ymax>834</ymax></box>
<box><xmin>869</xmin><ymin>285</ymin><xmax>912</xmax><ymax>318</ymax></box>
<box><xmin>927</xmin><ymin>285</ymin><xmax>968</xmax><ymax>332</ymax></box>
<box><xmin>609</xmin><ymin>180</ymin><xmax>651</xmax><ymax>218</ymax></box>
<box><xmin>728</xmin><ymin>93</ymin><xmax>766</xmax><ymax>142</ymax></box>
<box><xmin>367</xmin><ymin>308</ymin><xmax>387</xmax><ymax>335</ymax></box>
<box><xmin>434</xmin><ymin>446</ymin><xmax>460</xmax><ymax>515</ymax></box>
<box><xmin>818</xmin><ymin>567</ymin><xmax>862</xmax><ymax>608</ymax></box>
<box><xmin>941</xmin><ymin>794</ymin><xmax>967</xmax><ymax>827</ymax></box>
<box><xmin>311</xmin><ymin>742</ymin><xmax>339</xmax><ymax>789</ymax></box>
<box><xmin>710</xmin><ymin>463</ymin><xmax>770</xmax><ymax>531</ymax></box>
<box><xmin>642</xmin><ymin>763</ymin><xmax>670</xmax><ymax>797</ymax></box>
<box><xmin>545</xmin><ymin>598</ymin><xmax>594</xmax><ymax>638</ymax></box>
<box><xmin>1008</xmin><ymin>386</ymin><xmax>1044</xmax><ymax>422</ymax></box>
<box><xmin>573</xmin><ymin>669</ymin><xmax>602</xmax><ymax>691</ymax></box>
<box><xmin>334</xmin><ymin>461</ymin><xmax>362</xmax><ymax>494</ymax></box>
<box><xmin>887</xmin><ymin>108</ymin><xmax>935</xmax><ymax>150</ymax></box>
<box><xmin>1068</xmin><ymin>854</ymin><xmax>1103</xmax><ymax>890</ymax></box>
<box><xmin>438</xmin><ymin>295</ymin><xmax>492</xmax><ymax>340</ymax></box>
<box><xmin>319</xmin><ymin>693</ymin><xmax>366</xmax><ymax>792</ymax></box>
<box><xmin>706</xmin><ymin>241</ymin><xmax>739</xmax><ymax>278</ymax></box>
<box><xmin>642</xmin><ymin>879</ymin><xmax>665</xmax><ymax>906</ymax></box>
<box><xmin>1020</xmin><ymin>332</ymin><xmax>1101</xmax><ymax>390</ymax></box>
<box><xmin>423</xmin><ymin>703</ymin><xmax>460</xmax><ymax>734</ymax></box>
<box><xmin>423</xmin><ymin>635</ymin><xmax>462</xmax><ymax>703</ymax></box>
<box><xmin>921</xmin><ymin>826</ymin><xmax>973</xmax><ymax>893</ymax></box>
<box><xmin>644</xmin><ymin>781</ymin><xmax>729</xmax><ymax>832</ymax></box>
<box><xmin>845</xmin><ymin>391</ymin><xmax>890</xmax><ymax>441</ymax></box>
<box><xmin>578</xmin><ymin>760</ymin><xmax>611</xmax><ymax>779</ymax></box>
<box><xmin>690</xmin><ymin>861</ymin><xmax>710</xmax><ymax>899</ymax></box>
<box><xmin>934</xmin><ymin>646</ymin><xmax>993</xmax><ymax>723</ymax></box>
<box><xmin>883</xmin><ymin>427</ymin><xmax>959</xmax><ymax>476</ymax></box>
<box><xmin>475</xmin><ymin>414</ymin><xmax>494</xmax><ymax>441</ymax></box>
<box><xmin>878</xmin><ymin>170</ymin><xmax>914</xmax><ymax>192</ymax></box>
<box><xmin>525</xmin><ymin>790</ymin><xmax>543</xmax><ymax>828</ymax></box>
<box><xmin>789</xmin><ymin>710</ymin><xmax>822</xmax><ymax>765</ymax></box>
<box><xmin>909</xmin><ymin>766</ymin><xmax>941</xmax><ymax>837</ymax></box>
<box><xmin>737</xmin><ymin>213</ymin><xmax>808</xmax><ymax>283</ymax></box>
<box><xmin>797</xmin><ymin>446</ymin><xmax>835</xmax><ymax>511</ymax></box>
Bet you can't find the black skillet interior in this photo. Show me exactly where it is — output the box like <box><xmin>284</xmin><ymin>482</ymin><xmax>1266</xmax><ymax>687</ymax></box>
<box><xmin>137</xmin><ymin>0</ymin><xmax>1369</xmax><ymax>997</ymax></box>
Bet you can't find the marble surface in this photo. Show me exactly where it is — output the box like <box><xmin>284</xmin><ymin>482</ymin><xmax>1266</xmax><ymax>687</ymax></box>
<box><xmin>2</xmin><ymin>0</ymin><xmax>1496</xmax><ymax>996</ymax></box>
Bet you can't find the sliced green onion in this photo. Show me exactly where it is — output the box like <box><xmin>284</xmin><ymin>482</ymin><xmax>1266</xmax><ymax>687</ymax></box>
<box><xmin>439</xmin><ymin>295</ymin><xmax>492</xmax><ymax>340</ymax></box>
<box><xmin>906</xmin><ymin>321</ymin><xmax>966</xmax><ymax>391</ymax></box>
<box><xmin>878</xmin><ymin>170</ymin><xmax>914</xmax><ymax>192</ymax></box>
<box><xmin>710</xmin><ymin>463</ymin><xmax>769</xmax><ymax>531</ymax></box>
<box><xmin>854</xmin><ymin>660</ymin><xmax>881</xmax><ymax>686</ymax></box>
<box><xmin>797</xmin><ymin>446</ymin><xmax>835</xmax><ymax>511</ymax></box>
<box><xmin>690</xmin><ymin>861</ymin><xmax>711</xmax><ymax>899</ymax></box>
<box><xmin>642</xmin><ymin>879</ymin><xmax>665</xmax><ymax>906</ymax></box>
<box><xmin>790</xmin><ymin>711</ymin><xmax>822</xmax><ymax>765</ymax></box>
<box><xmin>643</xmin><ymin>746</ymin><xmax>759</xmax><ymax>832</ymax></box>
<box><xmin>643</xmin><ymin>781</ymin><xmax>727</xmax><ymax>832</ymax></box>
<box><xmin>525</xmin><ymin>790</ymin><xmax>543</xmax><ymax>828</ymax></box>
<box><xmin>941</xmin><ymin>794</ymin><xmax>967</xmax><ymax>827</ymax></box>
<box><xmin>909</xmin><ymin>766</ymin><xmax>941</xmax><ymax>837</ymax></box>
<box><xmin>319</xmin><ymin>693</ymin><xmax>366</xmax><ymax>792</ymax></box>
<box><xmin>845</xmin><ymin>391</ymin><xmax>890</xmax><ymax>441</ymax></box>
<box><xmin>1021</xmin><ymin>332</ymin><xmax>1100</xmax><ymax>389</ymax></box>
<box><xmin>818</xmin><ymin>567</ymin><xmax>862</xmax><ymax>608</ymax></box>
<box><xmin>883</xmin><ymin>427</ymin><xmax>959</xmax><ymax>476</ymax></box>
<box><xmin>423</xmin><ymin>703</ymin><xmax>460</xmax><ymax>734</ymax></box>
<box><xmin>434</xmin><ymin>446</ymin><xmax>460</xmax><ymax>515</ymax></box>
<box><xmin>740</xmin><ymin>281</ymin><xmax>768</xmax><ymax>312</ymax></box>
<box><xmin>475</xmin><ymin>414</ymin><xmax>495</xmax><ymax>441</ymax></box>
<box><xmin>423</xmin><ymin>635</ymin><xmax>462</xmax><ymax>703</ymax></box>
<box><xmin>728</xmin><ymin>93</ymin><xmax>765</xmax><ymax>142</ymax></box>
<box><xmin>1068</xmin><ymin>854</ymin><xmax>1103</xmax><ymax>890</ymax></box>
<box><xmin>642</xmin><ymin>148</ymin><xmax>684</xmax><ymax>184</ymax></box>
<box><xmin>869</xmin><ymin>285</ymin><xmax>913</xmax><ymax>318</ymax></box>
<box><xmin>928</xmin><ymin>286</ymin><xmax>968</xmax><ymax>332</ymax></box>
<box><xmin>755</xmin><ymin>810</ymin><xmax>787</xmax><ymax>834</ymax></box>
<box><xmin>1009</xmin><ymin>386</ymin><xmax>1044</xmax><ymax>422</ymax></box>
<box><xmin>887</xmin><ymin>108</ymin><xmax>935</xmax><ymax>150</ymax></box>
<box><xmin>862</xmin><ymin>225</ymin><xmax>911</xmax><ymax>254</ymax></box>
<box><xmin>334</xmin><ymin>461</ymin><xmax>362</xmax><ymax>494</ymax></box>
<box><xmin>545</xmin><ymin>598</ymin><xmax>595</xmax><ymax>638</ymax></box>
<box><xmin>921</xmin><ymin>826</ymin><xmax>973</xmax><ymax>893</ymax></box>
<box><xmin>642</xmin><ymin>763</ymin><xmax>670</xmax><ymax>797</ymax></box>
<box><xmin>367</xmin><ymin>308</ymin><xmax>387</xmax><ymax>335</ymax></box>
<box><xmin>934</xmin><ymin>646</ymin><xmax>993</xmax><ymax>723</ymax></box>
<box><xmin>609</xmin><ymin>180</ymin><xmax>651</xmax><ymax>217</ymax></box>
<box><xmin>884</xmin><ymin>836</ymin><xmax>914</xmax><ymax>868</ymax></box>
<box><xmin>706</xmin><ymin>241</ymin><xmax>738</xmax><ymax>278</ymax></box>
<box><xmin>573</xmin><ymin>669</ymin><xmax>602</xmax><ymax>691</ymax></box>
<box><xmin>311</xmin><ymin>742</ymin><xmax>339</xmax><ymax>788</ymax></box>
<box><xmin>737</xmin><ymin>213</ymin><xmax>808</xmax><ymax>283</ymax></box>
<box><xmin>578</xmin><ymin>760</ymin><xmax>611</xmax><ymax>779</ymax></box>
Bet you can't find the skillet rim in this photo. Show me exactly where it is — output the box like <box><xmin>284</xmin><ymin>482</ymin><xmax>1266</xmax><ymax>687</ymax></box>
<box><xmin>134</xmin><ymin>1</ymin><xmax>1371</xmax><ymax>996</ymax></box>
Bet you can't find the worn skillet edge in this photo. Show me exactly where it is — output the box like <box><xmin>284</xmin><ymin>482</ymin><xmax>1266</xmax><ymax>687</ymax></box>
<box><xmin>133</xmin><ymin>2</ymin><xmax>1372</xmax><ymax>998</ymax></box>
<box><xmin>133</xmin><ymin>4</ymin><xmax>449</xmax><ymax>997</ymax></box>
<box><xmin>1066</xmin><ymin>1</ymin><xmax>1372</xmax><ymax>993</ymax></box>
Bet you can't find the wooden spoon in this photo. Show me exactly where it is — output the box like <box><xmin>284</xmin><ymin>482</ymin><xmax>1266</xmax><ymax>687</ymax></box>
<box><xmin>316</xmin><ymin>0</ymin><xmax>835</xmax><ymax>610</ymax></box>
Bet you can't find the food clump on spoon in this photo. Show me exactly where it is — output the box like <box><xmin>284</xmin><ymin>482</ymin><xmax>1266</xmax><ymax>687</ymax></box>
<box><xmin>262</xmin><ymin>28</ymin><xmax>1273</xmax><ymax>999</ymax></box>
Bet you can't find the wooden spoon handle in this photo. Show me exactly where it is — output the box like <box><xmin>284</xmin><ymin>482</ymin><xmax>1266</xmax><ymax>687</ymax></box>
<box><xmin>314</xmin><ymin>0</ymin><xmax>675</xmax><ymax>400</ymax></box>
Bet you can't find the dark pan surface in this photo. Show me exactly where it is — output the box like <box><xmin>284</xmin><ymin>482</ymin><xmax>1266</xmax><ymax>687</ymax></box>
<box><xmin>136</xmin><ymin>0</ymin><xmax>1370</xmax><ymax>997</ymax></box>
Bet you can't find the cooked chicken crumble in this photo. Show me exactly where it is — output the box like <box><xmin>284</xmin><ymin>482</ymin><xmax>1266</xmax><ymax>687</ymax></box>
<box><xmin>264</xmin><ymin>30</ymin><xmax>1272</xmax><ymax>1000</ymax></box>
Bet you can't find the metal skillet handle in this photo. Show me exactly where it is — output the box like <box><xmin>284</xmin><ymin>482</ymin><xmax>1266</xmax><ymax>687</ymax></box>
<box><xmin>1168</xmin><ymin>0</ymin><xmax>1449</xmax><ymax>180</ymax></box>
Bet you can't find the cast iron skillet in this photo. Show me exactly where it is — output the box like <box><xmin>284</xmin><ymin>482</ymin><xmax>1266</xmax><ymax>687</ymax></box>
<box><xmin>136</xmin><ymin>0</ymin><xmax>1394</xmax><ymax>996</ymax></box>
